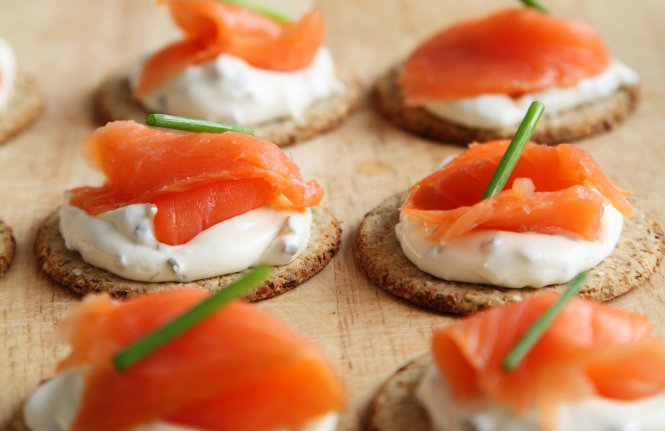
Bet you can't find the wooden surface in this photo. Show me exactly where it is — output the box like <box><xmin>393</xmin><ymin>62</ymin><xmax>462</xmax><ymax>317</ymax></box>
<box><xmin>1</xmin><ymin>0</ymin><xmax>665</xmax><ymax>428</ymax></box>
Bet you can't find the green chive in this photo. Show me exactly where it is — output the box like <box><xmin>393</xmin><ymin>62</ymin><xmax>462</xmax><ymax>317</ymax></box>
<box><xmin>145</xmin><ymin>114</ymin><xmax>254</xmax><ymax>135</ymax></box>
<box><xmin>481</xmin><ymin>101</ymin><xmax>545</xmax><ymax>200</ymax></box>
<box><xmin>113</xmin><ymin>266</ymin><xmax>270</xmax><ymax>371</ymax></box>
<box><xmin>519</xmin><ymin>0</ymin><xmax>548</xmax><ymax>14</ymax></box>
<box><xmin>502</xmin><ymin>272</ymin><xmax>588</xmax><ymax>371</ymax></box>
<box><xmin>221</xmin><ymin>0</ymin><xmax>291</xmax><ymax>24</ymax></box>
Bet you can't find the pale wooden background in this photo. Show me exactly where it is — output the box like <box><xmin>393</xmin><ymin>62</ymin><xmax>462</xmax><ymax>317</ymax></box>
<box><xmin>1</xmin><ymin>0</ymin><xmax>665</xmax><ymax>428</ymax></box>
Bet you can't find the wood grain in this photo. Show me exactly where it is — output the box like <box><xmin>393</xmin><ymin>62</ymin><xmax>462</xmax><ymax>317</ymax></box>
<box><xmin>1</xmin><ymin>0</ymin><xmax>664</xmax><ymax>428</ymax></box>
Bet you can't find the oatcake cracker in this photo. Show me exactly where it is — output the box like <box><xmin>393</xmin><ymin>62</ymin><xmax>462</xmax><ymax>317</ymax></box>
<box><xmin>0</xmin><ymin>72</ymin><xmax>41</xmax><ymax>145</ymax></box>
<box><xmin>372</xmin><ymin>67</ymin><xmax>640</xmax><ymax>145</ymax></box>
<box><xmin>94</xmin><ymin>72</ymin><xmax>362</xmax><ymax>147</ymax></box>
<box><xmin>34</xmin><ymin>205</ymin><xmax>341</xmax><ymax>299</ymax></box>
<box><xmin>364</xmin><ymin>355</ymin><xmax>431</xmax><ymax>431</ymax></box>
<box><xmin>355</xmin><ymin>194</ymin><xmax>665</xmax><ymax>315</ymax></box>
<box><xmin>0</xmin><ymin>219</ymin><xmax>15</xmax><ymax>277</ymax></box>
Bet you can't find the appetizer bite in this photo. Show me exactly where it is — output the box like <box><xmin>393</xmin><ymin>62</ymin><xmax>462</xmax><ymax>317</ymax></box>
<box><xmin>95</xmin><ymin>0</ymin><xmax>361</xmax><ymax>147</ymax></box>
<box><xmin>366</xmin><ymin>285</ymin><xmax>665</xmax><ymax>431</ymax></box>
<box><xmin>0</xmin><ymin>38</ymin><xmax>41</xmax><ymax>144</ymax></box>
<box><xmin>356</xmin><ymin>104</ymin><xmax>664</xmax><ymax>314</ymax></box>
<box><xmin>372</xmin><ymin>3</ymin><xmax>640</xmax><ymax>144</ymax></box>
<box><xmin>0</xmin><ymin>218</ymin><xmax>15</xmax><ymax>277</ymax></box>
<box><xmin>14</xmin><ymin>271</ymin><xmax>345</xmax><ymax>431</ymax></box>
<box><xmin>35</xmin><ymin>117</ymin><xmax>341</xmax><ymax>298</ymax></box>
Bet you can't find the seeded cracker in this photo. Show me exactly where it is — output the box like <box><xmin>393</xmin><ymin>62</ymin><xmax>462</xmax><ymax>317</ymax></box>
<box><xmin>364</xmin><ymin>355</ymin><xmax>432</xmax><ymax>431</ymax></box>
<box><xmin>94</xmin><ymin>72</ymin><xmax>362</xmax><ymax>147</ymax></box>
<box><xmin>355</xmin><ymin>193</ymin><xmax>665</xmax><ymax>315</ymax></box>
<box><xmin>0</xmin><ymin>219</ymin><xmax>15</xmax><ymax>277</ymax></box>
<box><xmin>34</xmin><ymin>205</ymin><xmax>341</xmax><ymax>299</ymax></box>
<box><xmin>0</xmin><ymin>72</ymin><xmax>41</xmax><ymax>145</ymax></box>
<box><xmin>372</xmin><ymin>67</ymin><xmax>640</xmax><ymax>145</ymax></box>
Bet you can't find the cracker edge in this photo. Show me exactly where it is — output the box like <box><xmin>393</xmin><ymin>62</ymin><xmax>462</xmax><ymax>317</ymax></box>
<box><xmin>93</xmin><ymin>71</ymin><xmax>363</xmax><ymax>147</ymax></box>
<box><xmin>364</xmin><ymin>355</ymin><xmax>432</xmax><ymax>431</ymax></box>
<box><xmin>0</xmin><ymin>72</ymin><xmax>42</xmax><ymax>145</ymax></box>
<box><xmin>355</xmin><ymin>193</ymin><xmax>665</xmax><ymax>315</ymax></box>
<box><xmin>0</xmin><ymin>219</ymin><xmax>16</xmax><ymax>277</ymax></box>
<box><xmin>371</xmin><ymin>66</ymin><xmax>640</xmax><ymax>145</ymax></box>
<box><xmin>34</xmin><ymin>205</ymin><xmax>341</xmax><ymax>300</ymax></box>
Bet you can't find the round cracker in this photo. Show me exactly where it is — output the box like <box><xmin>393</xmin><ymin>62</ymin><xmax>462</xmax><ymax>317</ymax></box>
<box><xmin>364</xmin><ymin>355</ymin><xmax>432</xmax><ymax>431</ymax></box>
<box><xmin>0</xmin><ymin>219</ymin><xmax>16</xmax><ymax>277</ymax></box>
<box><xmin>0</xmin><ymin>72</ymin><xmax>42</xmax><ymax>144</ymax></box>
<box><xmin>355</xmin><ymin>193</ymin><xmax>665</xmax><ymax>315</ymax></box>
<box><xmin>372</xmin><ymin>66</ymin><xmax>640</xmax><ymax>145</ymax></box>
<box><xmin>34</xmin><ymin>205</ymin><xmax>341</xmax><ymax>299</ymax></box>
<box><xmin>93</xmin><ymin>71</ymin><xmax>362</xmax><ymax>147</ymax></box>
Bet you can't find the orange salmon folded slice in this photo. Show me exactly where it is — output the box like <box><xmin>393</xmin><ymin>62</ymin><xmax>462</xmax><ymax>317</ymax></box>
<box><xmin>399</xmin><ymin>8</ymin><xmax>611</xmax><ymax>105</ymax></box>
<box><xmin>432</xmin><ymin>294</ymin><xmax>665</xmax><ymax>428</ymax></box>
<box><xmin>134</xmin><ymin>0</ymin><xmax>325</xmax><ymax>97</ymax></box>
<box><xmin>58</xmin><ymin>289</ymin><xmax>345</xmax><ymax>431</ymax></box>
<box><xmin>400</xmin><ymin>140</ymin><xmax>631</xmax><ymax>243</ymax></box>
<box><xmin>68</xmin><ymin>121</ymin><xmax>323</xmax><ymax>245</ymax></box>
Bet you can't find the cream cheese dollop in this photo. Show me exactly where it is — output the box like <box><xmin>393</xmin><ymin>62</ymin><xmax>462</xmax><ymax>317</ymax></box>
<box><xmin>395</xmin><ymin>201</ymin><xmax>623</xmax><ymax>288</ymax></box>
<box><xmin>424</xmin><ymin>60</ymin><xmax>639</xmax><ymax>130</ymax></box>
<box><xmin>417</xmin><ymin>364</ymin><xmax>665</xmax><ymax>431</ymax></box>
<box><xmin>129</xmin><ymin>47</ymin><xmax>343</xmax><ymax>125</ymax></box>
<box><xmin>24</xmin><ymin>368</ymin><xmax>339</xmax><ymax>431</ymax></box>
<box><xmin>0</xmin><ymin>38</ymin><xmax>16</xmax><ymax>109</ymax></box>
<box><xmin>59</xmin><ymin>201</ymin><xmax>312</xmax><ymax>282</ymax></box>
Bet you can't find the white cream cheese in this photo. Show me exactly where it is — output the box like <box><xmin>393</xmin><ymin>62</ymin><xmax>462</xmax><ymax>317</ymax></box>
<box><xmin>424</xmin><ymin>60</ymin><xmax>639</xmax><ymax>130</ymax></box>
<box><xmin>129</xmin><ymin>47</ymin><xmax>342</xmax><ymax>125</ymax></box>
<box><xmin>0</xmin><ymin>38</ymin><xmax>16</xmax><ymax>109</ymax></box>
<box><xmin>59</xmin><ymin>201</ymin><xmax>312</xmax><ymax>282</ymax></box>
<box><xmin>395</xmin><ymin>201</ymin><xmax>623</xmax><ymax>288</ymax></box>
<box><xmin>24</xmin><ymin>368</ymin><xmax>339</xmax><ymax>431</ymax></box>
<box><xmin>417</xmin><ymin>364</ymin><xmax>665</xmax><ymax>431</ymax></box>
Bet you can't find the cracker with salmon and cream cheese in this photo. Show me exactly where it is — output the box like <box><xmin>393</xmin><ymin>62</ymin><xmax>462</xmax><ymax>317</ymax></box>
<box><xmin>372</xmin><ymin>7</ymin><xmax>639</xmax><ymax>145</ymax></box>
<box><xmin>95</xmin><ymin>0</ymin><xmax>361</xmax><ymax>147</ymax></box>
<box><xmin>35</xmin><ymin>120</ymin><xmax>341</xmax><ymax>299</ymax></box>
<box><xmin>366</xmin><ymin>294</ymin><xmax>665</xmax><ymax>431</ymax></box>
<box><xmin>11</xmin><ymin>288</ymin><xmax>345</xmax><ymax>431</ymax></box>
<box><xmin>355</xmin><ymin>141</ymin><xmax>664</xmax><ymax>314</ymax></box>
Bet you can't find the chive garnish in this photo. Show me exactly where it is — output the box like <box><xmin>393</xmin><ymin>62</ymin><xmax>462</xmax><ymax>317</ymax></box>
<box><xmin>519</xmin><ymin>0</ymin><xmax>548</xmax><ymax>14</ymax></box>
<box><xmin>145</xmin><ymin>114</ymin><xmax>254</xmax><ymax>135</ymax></box>
<box><xmin>481</xmin><ymin>101</ymin><xmax>545</xmax><ymax>199</ymax></box>
<box><xmin>221</xmin><ymin>0</ymin><xmax>291</xmax><ymax>24</ymax></box>
<box><xmin>502</xmin><ymin>272</ymin><xmax>588</xmax><ymax>371</ymax></box>
<box><xmin>113</xmin><ymin>266</ymin><xmax>270</xmax><ymax>371</ymax></box>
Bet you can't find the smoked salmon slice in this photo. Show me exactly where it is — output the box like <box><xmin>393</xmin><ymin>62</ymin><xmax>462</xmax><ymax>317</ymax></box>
<box><xmin>58</xmin><ymin>289</ymin><xmax>345</xmax><ymax>431</ymax></box>
<box><xmin>399</xmin><ymin>8</ymin><xmax>611</xmax><ymax>105</ymax></box>
<box><xmin>134</xmin><ymin>0</ymin><xmax>325</xmax><ymax>98</ymax></box>
<box><xmin>401</xmin><ymin>140</ymin><xmax>630</xmax><ymax>243</ymax></box>
<box><xmin>68</xmin><ymin>121</ymin><xmax>323</xmax><ymax>245</ymax></box>
<box><xmin>432</xmin><ymin>293</ymin><xmax>665</xmax><ymax>427</ymax></box>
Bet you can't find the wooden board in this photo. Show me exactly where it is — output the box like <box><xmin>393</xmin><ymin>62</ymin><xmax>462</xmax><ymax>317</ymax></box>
<box><xmin>1</xmin><ymin>0</ymin><xmax>665</xmax><ymax>428</ymax></box>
